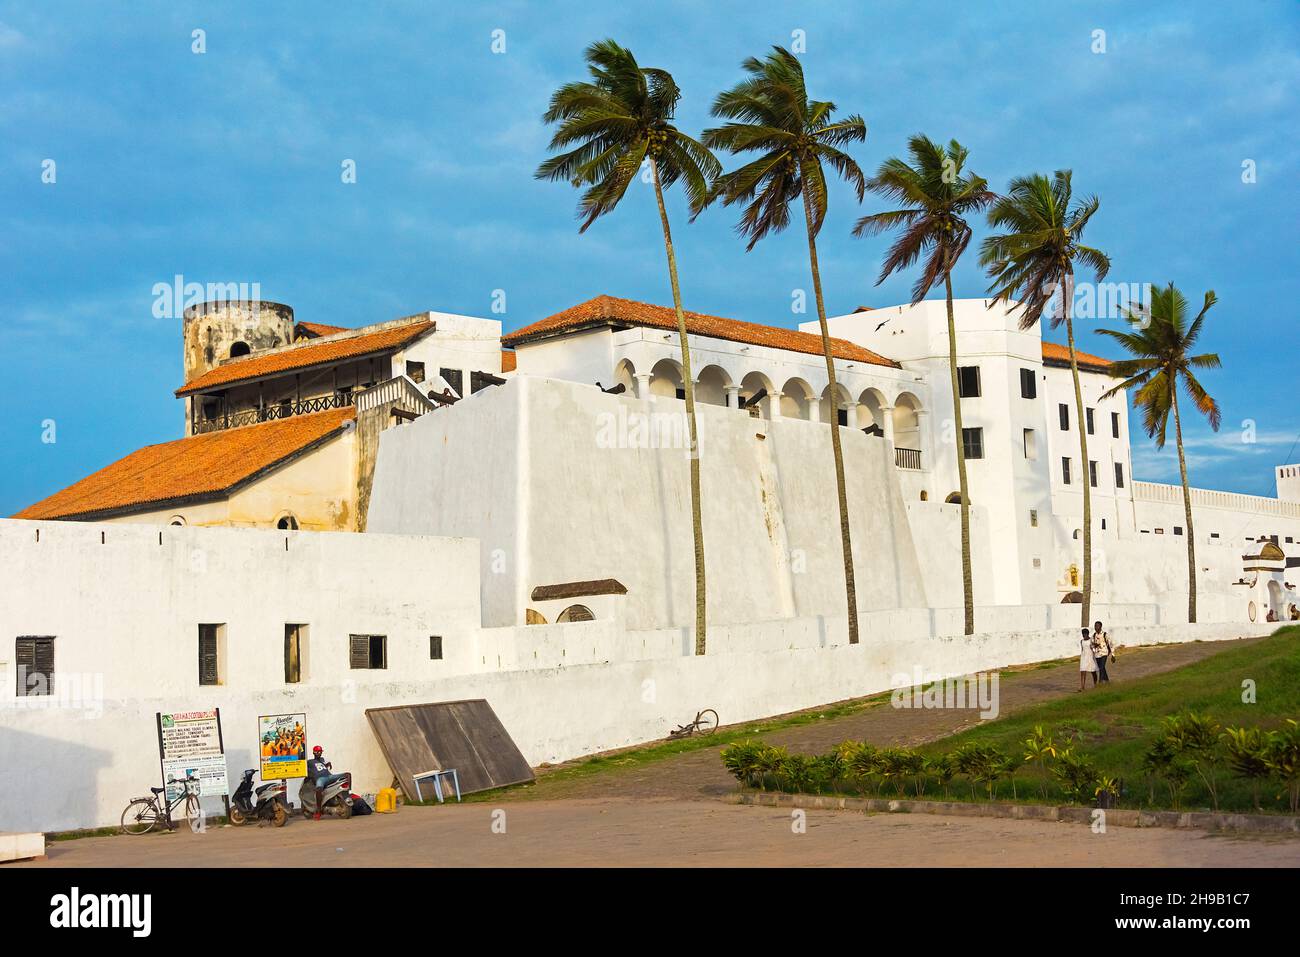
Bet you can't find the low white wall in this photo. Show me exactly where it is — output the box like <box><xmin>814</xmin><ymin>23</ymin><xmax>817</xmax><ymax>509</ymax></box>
<box><xmin>0</xmin><ymin>517</ymin><xmax>1274</xmax><ymax>832</ymax></box>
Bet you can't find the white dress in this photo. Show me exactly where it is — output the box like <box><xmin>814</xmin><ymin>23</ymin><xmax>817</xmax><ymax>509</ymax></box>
<box><xmin>1079</xmin><ymin>638</ymin><xmax>1097</xmax><ymax>672</ymax></box>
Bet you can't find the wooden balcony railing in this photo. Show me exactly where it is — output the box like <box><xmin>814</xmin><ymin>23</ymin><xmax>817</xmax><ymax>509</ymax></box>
<box><xmin>894</xmin><ymin>447</ymin><xmax>922</xmax><ymax>470</ymax></box>
<box><xmin>192</xmin><ymin>391</ymin><xmax>356</xmax><ymax>435</ymax></box>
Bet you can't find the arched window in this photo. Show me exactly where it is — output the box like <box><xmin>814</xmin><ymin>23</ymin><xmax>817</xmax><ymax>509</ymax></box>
<box><xmin>945</xmin><ymin>492</ymin><xmax>967</xmax><ymax>505</ymax></box>
<box><xmin>557</xmin><ymin>604</ymin><xmax>595</xmax><ymax>623</ymax></box>
<box><xmin>229</xmin><ymin>341</ymin><xmax>251</xmax><ymax>358</ymax></box>
<box><xmin>919</xmin><ymin>491</ymin><xmax>928</xmax><ymax>502</ymax></box>
<box><xmin>169</xmin><ymin>516</ymin><xmax>186</xmax><ymax>527</ymax></box>
<box><xmin>525</xmin><ymin>609</ymin><xmax>548</xmax><ymax>626</ymax></box>
<box><xmin>276</xmin><ymin>513</ymin><xmax>299</xmax><ymax>530</ymax></box>
<box><xmin>1062</xmin><ymin>591</ymin><xmax>1084</xmax><ymax>604</ymax></box>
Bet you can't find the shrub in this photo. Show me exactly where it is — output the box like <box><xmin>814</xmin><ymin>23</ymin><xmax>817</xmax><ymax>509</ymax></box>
<box><xmin>721</xmin><ymin>740</ymin><xmax>767</xmax><ymax>789</ymax></box>
<box><xmin>926</xmin><ymin>753</ymin><xmax>958</xmax><ymax>799</ymax></box>
<box><xmin>1222</xmin><ymin>726</ymin><xmax>1272</xmax><ymax>811</ymax></box>
<box><xmin>1023</xmin><ymin>725</ymin><xmax>1059</xmax><ymax>799</ymax></box>
<box><xmin>1162</xmin><ymin>711</ymin><xmax>1224</xmax><ymax>810</ymax></box>
<box><xmin>1265</xmin><ymin>720</ymin><xmax>1300</xmax><ymax>813</ymax></box>
<box><xmin>1051</xmin><ymin>748</ymin><xmax>1100</xmax><ymax>805</ymax></box>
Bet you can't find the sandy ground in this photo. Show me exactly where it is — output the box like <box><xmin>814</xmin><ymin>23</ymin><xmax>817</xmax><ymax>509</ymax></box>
<box><xmin>24</xmin><ymin>798</ymin><xmax>1299</xmax><ymax>868</ymax></box>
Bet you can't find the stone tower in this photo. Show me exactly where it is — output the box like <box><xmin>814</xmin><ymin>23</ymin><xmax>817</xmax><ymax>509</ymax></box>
<box><xmin>182</xmin><ymin>300</ymin><xmax>296</xmax><ymax>383</ymax></box>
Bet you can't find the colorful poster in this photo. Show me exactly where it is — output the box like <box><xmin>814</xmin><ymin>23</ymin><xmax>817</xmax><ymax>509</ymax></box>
<box><xmin>258</xmin><ymin>713</ymin><xmax>308</xmax><ymax>779</ymax></box>
<box><xmin>157</xmin><ymin>708</ymin><xmax>229</xmax><ymax>799</ymax></box>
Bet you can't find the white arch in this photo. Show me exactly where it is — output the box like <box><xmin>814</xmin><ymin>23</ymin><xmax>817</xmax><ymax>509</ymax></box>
<box><xmin>893</xmin><ymin>391</ymin><xmax>923</xmax><ymax>452</ymax></box>
<box><xmin>858</xmin><ymin>387</ymin><xmax>887</xmax><ymax>435</ymax></box>
<box><xmin>780</xmin><ymin>377</ymin><xmax>815</xmax><ymax>420</ymax></box>
<box><xmin>739</xmin><ymin>371</ymin><xmax>775</xmax><ymax>419</ymax></box>
<box><xmin>695</xmin><ymin>364</ymin><xmax>732</xmax><ymax>407</ymax></box>
<box><xmin>650</xmin><ymin>358</ymin><xmax>684</xmax><ymax>399</ymax></box>
<box><xmin>819</xmin><ymin>382</ymin><xmax>853</xmax><ymax>426</ymax></box>
<box><xmin>614</xmin><ymin>358</ymin><xmax>637</xmax><ymax>394</ymax></box>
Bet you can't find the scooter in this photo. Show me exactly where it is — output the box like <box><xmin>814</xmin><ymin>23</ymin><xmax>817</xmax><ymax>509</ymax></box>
<box><xmin>229</xmin><ymin>769</ymin><xmax>289</xmax><ymax>827</ymax></box>
<box><xmin>298</xmin><ymin>771</ymin><xmax>354</xmax><ymax>819</ymax></box>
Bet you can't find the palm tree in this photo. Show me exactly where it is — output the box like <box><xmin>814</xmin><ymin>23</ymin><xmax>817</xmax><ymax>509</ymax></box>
<box><xmin>854</xmin><ymin>135</ymin><xmax>996</xmax><ymax>635</ymax></box>
<box><xmin>980</xmin><ymin>171</ymin><xmax>1110</xmax><ymax>629</ymax></box>
<box><xmin>1097</xmin><ymin>283</ymin><xmax>1221</xmax><ymax>622</ymax></box>
<box><xmin>701</xmin><ymin>46</ymin><xmax>867</xmax><ymax>644</ymax></box>
<box><xmin>536</xmin><ymin>39</ymin><xmax>720</xmax><ymax>654</ymax></box>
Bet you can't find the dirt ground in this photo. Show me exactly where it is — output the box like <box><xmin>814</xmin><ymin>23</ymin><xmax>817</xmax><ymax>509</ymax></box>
<box><xmin>18</xmin><ymin>635</ymin><xmax>1297</xmax><ymax>868</ymax></box>
<box><xmin>25</xmin><ymin>798</ymin><xmax>1299</xmax><ymax>868</ymax></box>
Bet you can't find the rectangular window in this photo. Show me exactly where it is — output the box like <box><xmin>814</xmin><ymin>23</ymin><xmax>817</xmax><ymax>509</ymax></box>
<box><xmin>1174</xmin><ymin>526</ymin><xmax>1184</xmax><ymax>536</ymax></box>
<box><xmin>284</xmin><ymin>624</ymin><xmax>306</xmax><ymax>684</ymax></box>
<box><xmin>1023</xmin><ymin>428</ymin><xmax>1038</xmax><ymax>460</ymax></box>
<box><xmin>429</xmin><ymin>635</ymin><xmax>443</xmax><ymax>660</ymax></box>
<box><xmin>1059</xmin><ymin>403</ymin><xmax>1069</xmax><ymax>431</ymax></box>
<box><xmin>15</xmin><ymin>636</ymin><xmax>54</xmax><ymax>697</ymax></box>
<box><xmin>1019</xmin><ymin>368</ymin><xmax>1037</xmax><ymax>399</ymax></box>
<box><xmin>961</xmin><ymin>427</ymin><xmax>984</xmax><ymax>460</ymax></box>
<box><xmin>1032</xmin><ymin>557</ymin><xmax>1042</xmax><ymax>568</ymax></box>
<box><xmin>1111</xmin><ymin>411</ymin><xmax>1120</xmax><ymax>438</ymax></box>
<box><xmin>1211</xmin><ymin>532</ymin><xmax>1220</xmax><ymax>539</ymax></box>
<box><xmin>1114</xmin><ymin>462</ymin><xmax>1125</xmax><ymax>488</ymax></box>
<box><xmin>405</xmin><ymin>361</ymin><xmax>425</xmax><ymax>384</ymax></box>
<box><xmin>349</xmin><ymin>634</ymin><xmax>387</xmax><ymax>670</ymax></box>
<box><xmin>1089</xmin><ymin>460</ymin><xmax>1099</xmax><ymax>488</ymax></box>
<box><xmin>198</xmin><ymin>623</ymin><xmax>224</xmax><ymax>686</ymax></box>
<box><xmin>957</xmin><ymin>366</ymin><xmax>981</xmax><ymax>398</ymax></box>
<box><xmin>1101</xmin><ymin>518</ymin><xmax>1107</xmax><ymax>530</ymax></box>
<box><xmin>1086</xmin><ymin>408</ymin><xmax>1095</xmax><ymax>435</ymax></box>
<box><xmin>1155</xmin><ymin>528</ymin><xmax>1165</xmax><ymax>535</ymax></box>
<box><xmin>1062</xmin><ymin>457</ymin><xmax>1072</xmax><ymax>485</ymax></box>
<box><xmin>1029</xmin><ymin>509</ymin><xmax>1038</xmax><ymax>527</ymax></box>
<box><xmin>439</xmin><ymin>368</ymin><xmax>463</xmax><ymax>398</ymax></box>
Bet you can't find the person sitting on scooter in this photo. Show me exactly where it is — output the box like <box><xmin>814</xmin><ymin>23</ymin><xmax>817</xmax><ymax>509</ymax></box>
<box><xmin>307</xmin><ymin>745</ymin><xmax>345</xmax><ymax>820</ymax></box>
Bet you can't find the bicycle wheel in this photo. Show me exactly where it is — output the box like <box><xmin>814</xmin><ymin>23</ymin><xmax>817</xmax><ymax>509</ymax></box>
<box><xmin>184</xmin><ymin>794</ymin><xmax>204</xmax><ymax>832</ymax></box>
<box><xmin>697</xmin><ymin>709</ymin><xmax>719</xmax><ymax>735</ymax></box>
<box><xmin>120</xmin><ymin>798</ymin><xmax>160</xmax><ymax>835</ymax></box>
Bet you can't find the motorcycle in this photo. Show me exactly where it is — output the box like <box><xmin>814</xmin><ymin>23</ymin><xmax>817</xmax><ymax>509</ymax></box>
<box><xmin>229</xmin><ymin>769</ymin><xmax>288</xmax><ymax>827</ymax></box>
<box><xmin>298</xmin><ymin>770</ymin><xmax>354</xmax><ymax>819</ymax></box>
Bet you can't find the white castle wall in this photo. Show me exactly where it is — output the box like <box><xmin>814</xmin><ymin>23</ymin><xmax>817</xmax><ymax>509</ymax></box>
<box><xmin>1</xmin><ymin>517</ymin><xmax>1270</xmax><ymax>833</ymax></box>
<box><xmin>367</xmin><ymin>375</ymin><xmax>932</xmax><ymax>630</ymax></box>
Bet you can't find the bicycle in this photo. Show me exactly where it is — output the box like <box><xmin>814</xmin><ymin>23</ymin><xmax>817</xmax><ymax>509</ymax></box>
<box><xmin>120</xmin><ymin>773</ymin><xmax>204</xmax><ymax>835</ymax></box>
<box><xmin>668</xmin><ymin>708</ymin><xmax>719</xmax><ymax>738</ymax></box>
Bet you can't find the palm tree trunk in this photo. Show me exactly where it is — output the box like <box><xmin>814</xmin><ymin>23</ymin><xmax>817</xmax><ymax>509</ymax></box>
<box><xmin>944</xmin><ymin>273</ymin><xmax>975</xmax><ymax>635</ymax></box>
<box><xmin>1062</xmin><ymin>275</ymin><xmax>1092</xmax><ymax>630</ymax></box>
<box><xmin>650</xmin><ymin>158</ymin><xmax>707</xmax><ymax>655</ymax></box>
<box><xmin>801</xmin><ymin>188</ymin><xmax>859</xmax><ymax>644</ymax></box>
<box><xmin>1171</xmin><ymin>386</ymin><xmax>1197</xmax><ymax>622</ymax></box>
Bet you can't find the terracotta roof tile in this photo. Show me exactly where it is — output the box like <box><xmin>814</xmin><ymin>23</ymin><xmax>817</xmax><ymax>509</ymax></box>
<box><xmin>1042</xmin><ymin>341</ymin><xmax>1113</xmax><ymax>373</ymax></box>
<box><xmin>178</xmin><ymin>320</ymin><xmax>434</xmax><ymax>396</ymax></box>
<box><xmin>12</xmin><ymin>408</ymin><xmax>355</xmax><ymax>521</ymax></box>
<box><xmin>501</xmin><ymin>295</ymin><xmax>899</xmax><ymax>368</ymax></box>
<box><xmin>295</xmin><ymin>321</ymin><xmax>349</xmax><ymax>338</ymax></box>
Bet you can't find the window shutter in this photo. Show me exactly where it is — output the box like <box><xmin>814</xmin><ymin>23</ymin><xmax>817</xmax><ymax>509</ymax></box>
<box><xmin>284</xmin><ymin>626</ymin><xmax>301</xmax><ymax>684</ymax></box>
<box><xmin>15</xmin><ymin>637</ymin><xmax>53</xmax><ymax>697</ymax></box>
<box><xmin>349</xmin><ymin>635</ymin><xmax>370</xmax><ymax>670</ymax></box>
<box><xmin>198</xmin><ymin>626</ymin><xmax>218</xmax><ymax>686</ymax></box>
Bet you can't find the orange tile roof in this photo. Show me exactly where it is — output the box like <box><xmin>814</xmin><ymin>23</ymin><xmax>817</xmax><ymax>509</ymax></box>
<box><xmin>501</xmin><ymin>349</ymin><xmax>517</xmax><ymax>373</ymax></box>
<box><xmin>1042</xmin><ymin>341</ymin><xmax>1114</xmax><ymax>373</ymax></box>
<box><xmin>501</xmin><ymin>295</ymin><xmax>899</xmax><ymax>368</ymax></box>
<box><xmin>13</xmin><ymin>408</ymin><xmax>355</xmax><ymax>521</ymax></box>
<box><xmin>178</xmin><ymin>319</ymin><xmax>435</xmax><ymax>396</ymax></box>
<box><xmin>295</xmin><ymin>321</ymin><xmax>349</xmax><ymax>338</ymax></box>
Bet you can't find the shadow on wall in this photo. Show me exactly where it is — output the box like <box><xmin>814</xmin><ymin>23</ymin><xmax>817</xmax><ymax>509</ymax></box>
<box><xmin>0</xmin><ymin>726</ymin><xmax>114</xmax><ymax>833</ymax></box>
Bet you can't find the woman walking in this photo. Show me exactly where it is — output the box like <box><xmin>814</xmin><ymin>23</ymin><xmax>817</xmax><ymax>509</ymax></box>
<box><xmin>1092</xmin><ymin>621</ymin><xmax>1113</xmax><ymax>683</ymax></box>
<box><xmin>1078</xmin><ymin>627</ymin><xmax>1097</xmax><ymax>691</ymax></box>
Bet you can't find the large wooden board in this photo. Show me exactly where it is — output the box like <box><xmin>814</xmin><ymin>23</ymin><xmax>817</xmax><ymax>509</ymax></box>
<box><xmin>365</xmin><ymin>699</ymin><xmax>534</xmax><ymax>800</ymax></box>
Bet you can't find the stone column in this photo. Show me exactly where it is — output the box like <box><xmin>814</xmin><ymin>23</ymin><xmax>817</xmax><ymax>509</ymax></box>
<box><xmin>635</xmin><ymin>373</ymin><xmax>654</xmax><ymax>400</ymax></box>
<box><xmin>724</xmin><ymin>385</ymin><xmax>740</xmax><ymax>409</ymax></box>
<box><xmin>845</xmin><ymin>404</ymin><xmax>858</xmax><ymax>429</ymax></box>
<box><xmin>768</xmin><ymin>391</ymin><xmax>783</xmax><ymax>419</ymax></box>
<box><xmin>881</xmin><ymin>404</ymin><xmax>896</xmax><ymax>444</ymax></box>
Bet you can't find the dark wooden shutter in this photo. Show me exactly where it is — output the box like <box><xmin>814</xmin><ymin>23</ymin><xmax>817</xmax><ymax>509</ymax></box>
<box><xmin>439</xmin><ymin>368</ymin><xmax>463</xmax><ymax>397</ymax></box>
<box><xmin>349</xmin><ymin>635</ymin><xmax>370</xmax><ymax>670</ymax></box>
<box><xmin>284</xmin><ymin>626</ymin><xmax>301</xmax><ymax>683</ymax></box>
<box><xmin>198</xmin><ymin>625</ymin><xmax>219</xmax><ymax>685</ymax></box>
<box><xmin>16</xmin><ymin>636</ymin><xmax>54</xmax><ymax>697</ymax></box>
<box><xmin>429</xmin><ymin>635</ymin><xmax>443</xmax><ymax>660</ymax></box>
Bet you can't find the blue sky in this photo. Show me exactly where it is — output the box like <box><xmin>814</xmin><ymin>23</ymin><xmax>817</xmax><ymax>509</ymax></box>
<box><xmin>2</xmin><ymin>1</ymin><xmax>1297</xmax><ymax>515</ymax></box>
